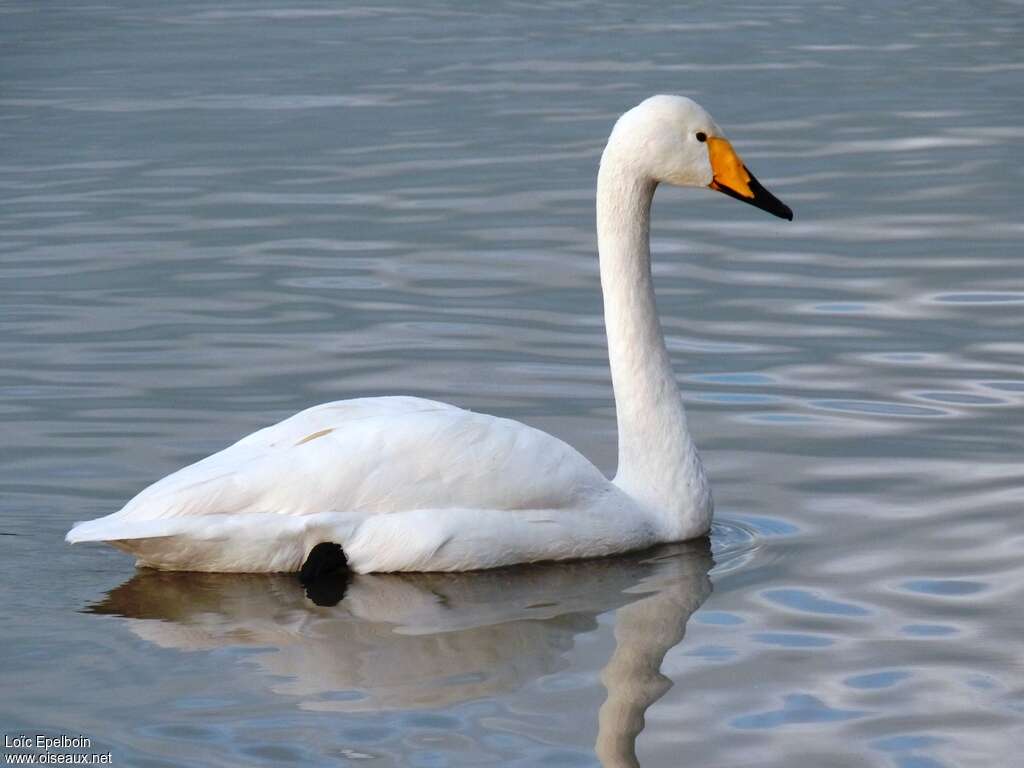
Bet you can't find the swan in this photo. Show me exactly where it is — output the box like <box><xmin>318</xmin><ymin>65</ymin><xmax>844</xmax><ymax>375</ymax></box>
<box><xmin>65</xmin><ymin>94</ymin><xmax>792</xmax><ymax>574</ymax></box>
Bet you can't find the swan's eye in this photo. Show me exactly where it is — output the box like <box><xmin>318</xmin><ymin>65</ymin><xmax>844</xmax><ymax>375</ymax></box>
<box><xmin>695</xmin><ymin>132</ymin><xmax>707</xmax><ymax>143</ymax></box>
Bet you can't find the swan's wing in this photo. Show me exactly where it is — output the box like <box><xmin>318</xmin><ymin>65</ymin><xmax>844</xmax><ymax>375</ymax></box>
<box><xmin>67</xmin><ymin>396</ymin><xmax>609</xmax><ymax>544</ymax></box>
<box><xmin>230</xmin><ymin>395</ymin><xmax>458</xmax><ymax>450</ymax></box>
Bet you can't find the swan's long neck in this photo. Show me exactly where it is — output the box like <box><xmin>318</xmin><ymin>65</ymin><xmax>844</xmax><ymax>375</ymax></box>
<box><xmin>597</xmin><ymin>150</ymin><xmax>711</xmax><ymax>538</ymax></box>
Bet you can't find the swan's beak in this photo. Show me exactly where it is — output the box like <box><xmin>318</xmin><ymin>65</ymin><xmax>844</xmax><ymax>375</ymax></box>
<box><xmin>707</xmin><ymin>137</ymin><xmax>793</xmax><ymax>221</ymax></box>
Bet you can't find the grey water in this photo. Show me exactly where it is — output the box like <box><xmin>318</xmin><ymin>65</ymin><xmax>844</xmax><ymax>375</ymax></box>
<box><xmin>2</xmin><ymin>1</ymin><xmax>1022</xmax><ymax>765</ymax></box>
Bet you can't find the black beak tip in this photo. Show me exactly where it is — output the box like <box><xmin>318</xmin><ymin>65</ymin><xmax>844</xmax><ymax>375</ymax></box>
<box><xmin>712</xmin><ymin>169</ymin><xmax>793</xmax><ymax>222</ymax></box>
<box><xmin>747</xmin><ymin>172</ymin><xmax>792</xmax><ymax>221</ymax></box>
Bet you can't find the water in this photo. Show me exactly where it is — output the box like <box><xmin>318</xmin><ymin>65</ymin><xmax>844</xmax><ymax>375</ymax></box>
<box><xmin>2</xmin><ymin>1</ymin><xmax>1022</xmax><ymax>765</ymax></box>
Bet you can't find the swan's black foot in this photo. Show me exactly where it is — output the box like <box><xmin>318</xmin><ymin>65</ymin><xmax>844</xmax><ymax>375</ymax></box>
<box><xmin>300</xmin><ymin>542</ymin><xmax>349</xmax><ymax>584</ymax></box>
<box><xmin>299</xmin><ymin>542</ymin><xmax>350</xmax><ymax>607</ymax></box>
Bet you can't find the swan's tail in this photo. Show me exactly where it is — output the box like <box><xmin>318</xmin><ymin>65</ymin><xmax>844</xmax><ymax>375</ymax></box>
<box><xmin>65</xmin><ymin>511</ymin><xmax>358</xmax><ymax>573</ymax></box>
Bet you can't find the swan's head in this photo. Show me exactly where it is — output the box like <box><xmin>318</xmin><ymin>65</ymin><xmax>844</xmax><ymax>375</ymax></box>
<box><xmin>605</xmin><ymin>95</ymin><xmax>792</xmax><ymax>220</ymax></box>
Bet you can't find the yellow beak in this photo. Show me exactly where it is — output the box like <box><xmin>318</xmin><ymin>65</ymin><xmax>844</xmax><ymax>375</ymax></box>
<box><xmin>707</xmin><ymin>137</ymin><xmax>793</xmax><ymax>220</ymax></box>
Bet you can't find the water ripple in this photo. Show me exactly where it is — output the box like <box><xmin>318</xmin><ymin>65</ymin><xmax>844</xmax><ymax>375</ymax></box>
<box><xmin>762</xmin><ymin>588</ymin><xmax>871</xmax><ymax>617</ymax></box>
<box><xmin>731</xmin><ymin>694</ymin><xmax>865</xmax><ymax>729</ymax></box>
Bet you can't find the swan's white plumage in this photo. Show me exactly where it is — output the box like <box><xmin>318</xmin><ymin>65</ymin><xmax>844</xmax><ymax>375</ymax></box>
<box><xmin>67</xmin><ymin>94</ymin><xmax>791</xmax><ymax>573</ymax></box>
<box><xmin>66</xmin><ymin>397</ymin><xmax>647</xmax><ymax>573</ymax></box>
<box><xmin>91</xmin><ymin>396</ymin><xmax>605</xmax><ymax>521</ymax></box>
<box><xmin>67</xmin><ymin>396</ymin><xmax>648</xmax><ymax>572</ymax></box>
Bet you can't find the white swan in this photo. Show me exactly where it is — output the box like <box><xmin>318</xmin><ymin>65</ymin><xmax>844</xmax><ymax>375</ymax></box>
<box><xmin>66</xmin><ymin>95</ymin><xmax>792</xmax><ymax>574</ymax></box>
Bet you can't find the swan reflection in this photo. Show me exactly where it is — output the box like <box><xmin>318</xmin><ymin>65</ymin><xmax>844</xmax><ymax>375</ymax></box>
<box><xmin>90</xmin><ymin>540</ymin><xmax>713</xmax><ymax>766</ymax></box>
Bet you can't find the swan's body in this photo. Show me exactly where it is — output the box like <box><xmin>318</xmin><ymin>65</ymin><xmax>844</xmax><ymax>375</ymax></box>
<box><xmin>68</xmin><ymin>396</ymin><xmax>665</xmax><ymax>572</ymax></box>
<box><xmin>66</xmin><ymin>95</ymin><xmax>791</xmax><ymax>573</ymax></box>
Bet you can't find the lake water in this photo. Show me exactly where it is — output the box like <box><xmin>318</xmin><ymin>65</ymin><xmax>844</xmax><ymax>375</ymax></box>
<box><xmin>2</xmin><ymin>1</ymin><xmax>1022</xmax><ymax>765</ymax></box>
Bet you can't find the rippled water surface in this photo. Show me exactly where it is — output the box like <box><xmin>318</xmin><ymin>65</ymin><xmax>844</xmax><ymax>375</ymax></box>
<box><xmin>3</xmin><ymin>1</ymin><xmax>1023</xmax><ymax>765</ymax></box>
